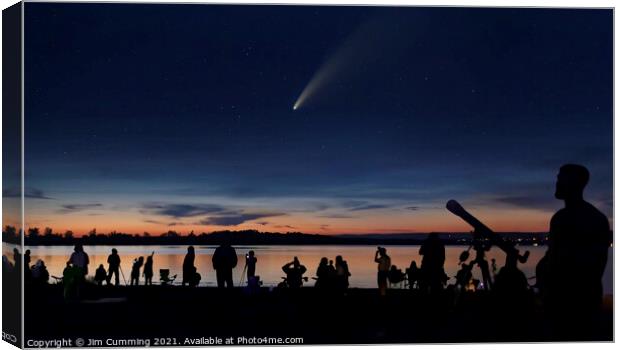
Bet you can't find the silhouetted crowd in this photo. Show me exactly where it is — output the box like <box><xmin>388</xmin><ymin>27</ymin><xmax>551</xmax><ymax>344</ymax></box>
<box><xmin>4</xmin><ymin>164</ymin><xmax>612</xmax><ymax>340</ymax></box>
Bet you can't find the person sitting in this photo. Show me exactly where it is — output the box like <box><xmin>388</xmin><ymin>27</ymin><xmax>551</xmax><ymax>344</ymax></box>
<box><xmin>31</xmin><ymin>259</ymin><xmax>50</xmax><ymax>285</ymax></box>
<box><xmin>455</xmin><ymin>262</ymin><xmax>474</xmax><ymax>291</ymax></box>
<box><xmin>282</xmin><ymin>257</ymin><xmax>307</xmax><ymax>288</ymax></box>
<box><xmin>406</xmin><ymin>260</ymin><xmax>419</xmax><ymax>290</ymax></box>
<box><xmin>94</xmin><ymin>264</ymin><xmax>107</xmax><ymax>286</ymax></box>
<box><xmin>388</xmin><ymin>265</ymin><xmax>406</xmax><ymax>288</ymax></box>
<box><xmin>62</xmin><ymin>262</ymin><xmax>81</xmax><ymax>300</ymax></box>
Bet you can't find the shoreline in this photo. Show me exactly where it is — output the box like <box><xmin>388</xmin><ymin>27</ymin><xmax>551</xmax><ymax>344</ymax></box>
<box><xmin>23</xmin><ymin>284</ymin><xmax>613</xmax><ymax>344</ymax></box>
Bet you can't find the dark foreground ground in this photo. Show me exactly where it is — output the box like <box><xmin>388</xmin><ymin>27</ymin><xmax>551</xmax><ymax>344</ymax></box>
<box><xmin>24</xmin><ymin>284</ymin><xmax>613</xmax><ymax>345</ymax></box>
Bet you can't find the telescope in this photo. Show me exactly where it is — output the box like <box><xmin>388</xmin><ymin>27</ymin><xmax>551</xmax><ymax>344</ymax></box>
<box><xmin>446</xmin><ymin>199</ymin><xmax>529</xmax><ymax>264</ymax></box>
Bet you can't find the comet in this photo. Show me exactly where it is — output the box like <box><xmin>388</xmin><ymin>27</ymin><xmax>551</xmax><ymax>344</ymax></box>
<box><xmin>292</xmin><ymin>16</ymin><xmax>410</xmax><ymax>111</ymax></box>
<box><xmin>293</xmin><ymin>59</ymin><xmax>336</xmax><ymax>111</ymax></box>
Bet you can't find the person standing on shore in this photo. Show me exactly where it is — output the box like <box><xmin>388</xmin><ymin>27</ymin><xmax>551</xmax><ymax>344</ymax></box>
<box><xmin>143</xmin><ymin>252</ymin><xmax>154</xmax><ymax>285</ymax></box>
<box><xmin>419</xmin><ymin>233</ymin><xmax>446</xmax><ymax>294</ymax></box>
<box><xmin>536</xmin><ymin>164</ymin><xmax>611</xmax><ymax>339</ymax></box>
<box><xmin>374</xmin><ymin>247</ymin><xmax>391</xmax><ymax>296</ymax></box>
<box><xmin>182</xmin><ymin>246</ymin><xmax>197</xmax><ymax>286</ymax></box>
<box><xmin>107</xmin><ymin>248</ymin><xmax>121</xmax><ymax>286</ymax></box>
<box><xmin>68</xmin><ymin>244</ymin><xmax>89</xmax><ymax>280</ymax></box>
<box><xmin>335</xmin><ymin>255</ymin><xmax>351</xmax><ymax>292</ymax></box>
<box><xmin>212</xmin><ymin>242</ymin><xmax>238</xmax><ymax>288</ymax></box>
<box><xmin>246</xmin><ymin>250</ymin><xmax>257</xmax><ymax>280</ymax></box>
<box><xmin>130</xmin><ymin>256</ymin><xmax>144</xmax><ymax>286</ymax></box>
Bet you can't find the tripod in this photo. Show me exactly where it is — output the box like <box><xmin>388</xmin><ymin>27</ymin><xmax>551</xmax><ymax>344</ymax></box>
<box><xmin>239</xmin><ymin>263</ymin><xmax>247</xmax><ymax>286</ymax></box>
<box><xmin>119</xmin><ymin>265</ymin><xmax>128</xmax><ymax>286</ymax></box>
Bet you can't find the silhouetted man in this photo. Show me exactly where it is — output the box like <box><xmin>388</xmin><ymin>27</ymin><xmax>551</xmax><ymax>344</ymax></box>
<box><xmin>107</xmin><ymin>248</ymin><xmax>121</xmax><ymax>286</ymax></box>
<box><xmin>13</xmin><ymin>248</ymin><xmax>21</xmax><ymax>275</ymax></box>
<box><xmin>537</xmin><ymin>164</ymin><xmax>611</xmax><ymax>339</ymax></box>
<box><xmin>130</xmin><ymin>256</ymin><xmax>144</xmax><ymax>286</ymax></box>
<box><xmin>182</xmin><ymin>246</ymin><xmax>197</xmax><ymax>286</ymax></box>
<box><xmin>68</xmin><ymin>244</ymin><xmax>89</xmax><ymax>279</ymax></box>
<box><xmin>419</xmin><ymin>233</ymin><xmax>446</xmax><ymax>294</ymax></box>
<box><xmin>282</xmin><ymin>257</ymin><xmax>307</xmax><ymax>288</ymax></box>
<box><xmin>374</xmin><ymin>247</ymin><xmax>391</xmax><ymax>296</ymax></box>
<box><xmin>67</xmin><ymin>244</ymin><xmax>89</xmax><ymax>298</ymax></box>
<box><xmin>245</xmin><ymin>250</ymin><xmax>257</xmax><ymax>280</ymax></box>
<box><xmin>212</xmin><ymin>243</ymin><xmax>238</xmax><ymax>288</ymax></box>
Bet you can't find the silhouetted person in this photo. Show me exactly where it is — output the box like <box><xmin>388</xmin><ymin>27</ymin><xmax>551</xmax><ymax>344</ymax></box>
<box><xmin>315</xmin><ymin>257</ymin><xmax>330</xmax><ymax>288</ymax></box>
<box><xmin>68</xmin><ymin>244</ymin><xmax>89</xmax><ymax>281</ymax></box>
<box><xmin>455</xmin><ymin>261</ymin><xmax>474</xmax><ymax>291</ymax></box>
<box><xmin>282</xmin><ymin>257</ymin><xmax>307</xmax><ymax>288</ymax></box>
<box><xmin>143</xmin><ymin>252</ymin><xmax>154</xmax><ymax>285</ymax></box>
<box><xmin>419</xmin><ymin>233</ymin><xmax>446</xmax><ymax>294</ymax></box>
<box><xmin>94</xmin><ymin>264</ymin><xmax>107</xmax><ymax>286</ymax></box>
<box><xmin>375</xmin><ymin>247</ymin><xmax>391</xmax><ymax>296</ymax></box>
<box><xmin>536</xmin><ymin>164</ymin><xmax>611</xmax><ymax>339</ymax></box>
<box><xmin>131</xmin><ymin>257</ymin><xmax>144</xmax><ymax>285</ymax></box>
<box><xmin>107</xmin><ymin>248</ymin><xmax>121</xmax><ymax>286</ymax></box>
<box><xmin>13</xmin><ymin>248</ymin><xmax>21</xmax><ymax>276</ymax></box>
<box><xmin>24</xmin><ymin>249</ymin><xmax>32</xmax><ymax>282</ymax></box>
<box><xmin>24</xmin><ymin>249</ymin><xmax>31</xmax><ymax>268</ymax></box>
<box><xmin>335</xmin><ymin>255</ymin><xmax>351</xmax><ymax>291</ymax></box>
<box><xmin>63</xmin><ymin>262</ymin><xmax>81</xmax><ymax>300</ymax></box>
<box><xmin>31</xmin><ymin>259</ymin><xmax>49</xmax><ymax>285</ymax></box>
<box><xmin>182</xmin><ymin>246</ymin><xmax>198</xmax><ymax>286</ymax></box>
<box><xmin>494</xmin><ymin>243</ymin><xmax>530</xmax><ymax>297</ymax></box>
<box><xmin>388</xmin><ymin>265</ymin><xmax>406</xmax><ymax>288</ymax></box>
<box><xmin>212</xmin><ymin>243</ymin><xmax>238</xmax><ymax>288</ymax></box>
<box><xmin>406</xmin><ymin>260</ymin><xmax>419</xmax><ymax>290</ymax></box>
<box><xmin>2</xmin><ymin>255</ymin><xmax>13</xmax><ymax>276</ymax></box>
<box><xmin>246</xmin><ymin>250</ymin><xmax>257</xmax><ymax>280</ymax></box>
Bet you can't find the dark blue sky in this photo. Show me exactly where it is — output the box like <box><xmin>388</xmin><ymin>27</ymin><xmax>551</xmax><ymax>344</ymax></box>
<box><xmin>22</xmin><ymin>4</ymin><xmax>613</xmax><ymax>234</ymax></box>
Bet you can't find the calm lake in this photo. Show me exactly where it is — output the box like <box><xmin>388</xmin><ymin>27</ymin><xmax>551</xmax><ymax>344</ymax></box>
<box><xmin>9</xmin><ymin>245</ymin><xmax>614</xmax><ymax>294</ymax></box>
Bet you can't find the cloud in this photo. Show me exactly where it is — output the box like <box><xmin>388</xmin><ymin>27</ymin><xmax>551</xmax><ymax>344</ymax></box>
<box><xmin>349</xmin><ymin>204</ymin><xmax>390</xmax><ymax>211</ymax></box>
<box><xmin>143</xmin><ymin>219</ymin><xmax>164</xmax><ymax>225</ymax></box>
<box><xmin>3</xmin><ymin>187</ymin><xmax>53</xmax><ymax>199</ymax></box>
<box><xmin>405</xmin><ymin>206</ymin><xmax>420</xmax><ymax>211</ymax></box>
<box><xmin>275</xmin><ymin>225</ymin><xmax>297</xmax><ymax>229</ymax></box>
<box><xmin>341</xmin><ymin>200</ymin><xmax>392</xmax><ymax>212</ymax></box>
<box><xmin>320</xmin><ymin>224</ymin><xmax>330</xmax><ymax>231</ymax></box>
<box><xmin>144</xmin><ymin>219</ymin><xmax>184</xmax><ymax>226</ymax></box>
<box><xmin>318</xmin><ymin>214</ymin><xmax>354</xmax><ymax>219</ymax></box>
<box><xmin>58</xmin><ymin>203</ymin><xmax>103</xmax><ymax>213</ymax></box>
<box><xmin>197</xmin><ymin>212</ymin><xmax>285</xmax><ymax>226</ymax></box>
<box><xmin>342</xmin><ymin>200</ymin><xmax>367</xmax><ymax>208</ymax></box>
<box><xmin>493</xmin><ymin>194</ymin><xmax>557</xmax><ymax>210</ymax></box>
<box><xmin>142</xmin><ymin>203</ymin><xmax>226</xmax><ymax>218</ymax></box>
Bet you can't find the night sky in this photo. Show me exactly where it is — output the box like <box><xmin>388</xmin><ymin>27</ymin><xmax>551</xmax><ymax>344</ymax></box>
<box><xmin>19</xmin><ymin>4</ymin><xmax>613</xmax><ymax>235</ymax></box>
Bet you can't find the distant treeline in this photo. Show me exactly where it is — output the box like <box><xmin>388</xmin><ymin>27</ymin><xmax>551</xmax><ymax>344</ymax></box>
<box><xmin>2</xmin><ymin>225</ymin><xmax>549</xmax><ymax>246</ymax></box>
